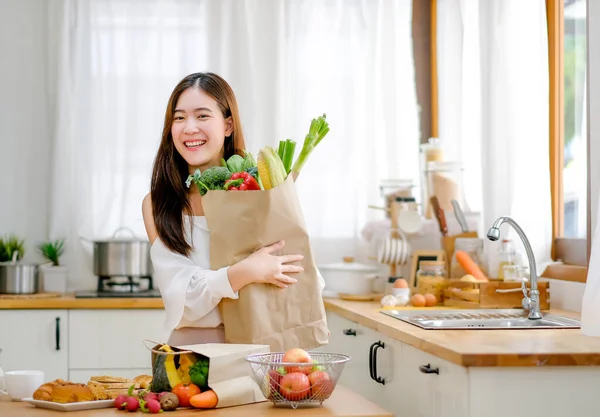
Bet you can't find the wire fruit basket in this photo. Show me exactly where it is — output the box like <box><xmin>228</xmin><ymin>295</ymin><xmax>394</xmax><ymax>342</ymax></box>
<box><xmin>245</xmin><ymin>352</ymin><xmax>350</xmax><ymax>409</ymax></box>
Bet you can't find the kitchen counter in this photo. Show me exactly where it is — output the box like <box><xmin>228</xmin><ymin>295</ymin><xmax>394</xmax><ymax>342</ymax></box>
<box><xmin>5</xmin><ymin>294</ymin><xmax>600</xmax><ymax>368</ymax></box>
<box><xmin>0</xmin><ymin>294</ymin><xmax>164</xmax><ymax>309</ymax></box>
<box><xmin>0</xmin><ymin>386</ymin><xmax>392</xmax><ymax>417</ymax></box>
<box><xmin>323</xmin><ymin>297</ymin><xmax>600</xmax><ymax>367</ymax></box>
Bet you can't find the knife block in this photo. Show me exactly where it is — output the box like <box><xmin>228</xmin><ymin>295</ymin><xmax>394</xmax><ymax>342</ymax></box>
<box><xmin>441</xmin><ymin>231</ymin><xmax>478</xmax><ymax>274</ymax></box>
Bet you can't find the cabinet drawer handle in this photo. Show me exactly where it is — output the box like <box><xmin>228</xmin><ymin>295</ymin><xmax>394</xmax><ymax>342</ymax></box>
<box><xmin>343</xmin><ymin>328</ymin><xmax>356</xmax><ymax>336</ymax></box>
<box><xmin>369</xmin><ymin>341</ymin><xmax>386</xmax><ymax>385</ymax></box>
<box><xmin>419</xmin><ymin>363</ymin><xmax>439</xmax><ymax>374</ymax></box>
<box><xmin>55</xmin><ymin>317</ymin><xmax>61</xmax><ymax>351</ymax></box>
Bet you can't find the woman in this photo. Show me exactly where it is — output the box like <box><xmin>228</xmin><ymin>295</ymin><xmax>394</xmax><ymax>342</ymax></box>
<box><xmin>142</xmin><ymin>72</ymin><xmax>304</xmax><ymax>345</ymax></box>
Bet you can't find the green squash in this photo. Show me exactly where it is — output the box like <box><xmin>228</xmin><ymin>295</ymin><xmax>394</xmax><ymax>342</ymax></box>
<box><xmin>151</xmin><ymin>353</ymin><xmax>172</xmax><ymax>393</ymax></box>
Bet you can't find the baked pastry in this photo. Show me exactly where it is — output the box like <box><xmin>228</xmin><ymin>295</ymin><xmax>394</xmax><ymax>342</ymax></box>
<box><xmin>105</xmin><ymin>388</ymin><xmax>129</xmax><ymax>399</ymax></box>
<box><xmin>87</xmin><ymin>381</ymin><xmax>109</xmax><ymax>401</ymax></box>
<box><xmin>89</xmin><ymin>375</ymin><xmax>132</xmax><ymax>383</ymax></box>
<box><xmin>95</xmin><ymin>382</ymin><xmax>139</xmax><ymax>390</ymax></box>
<box><xmin>33</xmin><ymin>379</ymin><xmax>95</xmax><ymax>403</ymax></box>
<box><xmin>133</xmin><ymin>375</ymin><xmax>152</xmax><ymax>390</ymax></box>
<box><xmin>51</xmin><ymin>384</ymin><xmax>95</xmax><ymax>403</ymax></box>
<box><xmin>33</xmin><ymin>379</ymin><xmax>65</xmax><ymax>401</ymax></box>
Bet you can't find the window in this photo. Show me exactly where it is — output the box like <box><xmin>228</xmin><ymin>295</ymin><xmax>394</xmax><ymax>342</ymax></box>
<box><xmin>545</xmin><ymin>0</ymin><xmax>589</xmax><ymax>281</ymax></box>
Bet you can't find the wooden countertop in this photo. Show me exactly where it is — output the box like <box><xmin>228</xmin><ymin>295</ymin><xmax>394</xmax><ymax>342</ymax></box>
<box><xmin>0</xmin><ymin>386</ymin><xmax>391</xmax><ymax>417</ymax></box>
<box><xmin>324</xmin><ymin>298</ymin><xmax>600</xmax><ymax>367</ymax></box>
<box><xmin>0</xmin><ymin>295</ymin><xmax>164</xmax><ymax>309</ymax></box>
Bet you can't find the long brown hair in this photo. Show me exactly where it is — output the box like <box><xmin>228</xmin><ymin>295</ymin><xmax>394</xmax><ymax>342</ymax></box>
<box><xmin>150</xmin><ymin>72</ymin><xmax>246</xmax><ymax>256</ymax></box>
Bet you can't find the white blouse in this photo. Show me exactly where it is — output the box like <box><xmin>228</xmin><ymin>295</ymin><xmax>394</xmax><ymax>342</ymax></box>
<box><xmin>151</xmin><ymin>215</ymin><xmax>325</xmax><ymax>337</ymax></box>
<box><xmin>151</xmin><ymin>216</ymin><xmax>238</xmax><ymax>334</ymax></box>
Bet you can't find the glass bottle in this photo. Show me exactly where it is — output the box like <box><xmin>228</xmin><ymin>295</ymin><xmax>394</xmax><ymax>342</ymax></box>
<box><xmin>416</xmin><ymin>261</ymin><xmax>447</xmax><ymax>301</ymax></box>
<box><xmin>450</xmin><ymin>238</ymin><xmax>487</xmax><ymax>279</ymax></box>
<box><xmin>497</xmin><ymin>239</ymin><xmax>517</xmax><ymax>281</ymax></box>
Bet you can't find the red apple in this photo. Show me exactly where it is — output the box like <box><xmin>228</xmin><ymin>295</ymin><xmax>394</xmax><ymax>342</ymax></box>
<box><xmin>308</xmin><ymin>371</ymin><xmax>334</xmax><ymax>400</ymax></box>
<box><xmin>279</xmin><ymin>372</ymin><xmax>310</xmax><ymax>401</ymax></box>
<box><xmin>282</xmin><ymin>348</ymin><xmax>312</xmax><ymax>374</ymax></box>
<box><xmin>265</xmin><ymin>369</ymin><xmax>282</xmax><ymax>399</ymax></box>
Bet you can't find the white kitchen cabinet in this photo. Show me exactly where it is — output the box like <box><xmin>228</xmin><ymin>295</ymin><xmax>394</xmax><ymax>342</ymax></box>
<box><xmin>402</xmin><ymin>343</ymin><xmax>468</xmax><ymax>417</ymax></box>
<box><xmin>0</xmin><ymin>310</ymin><xmax>69</xmax><ymax>381</ymax></box>
<box><xmin>325</xmin><ymin>312</ymin><xmax>394</xmax><ymax>408</ymax></box>
<box><xmin>327</xmin><ymin>310</ymin><xmax>600</xmax><ymax>417</ymax></box>
<box><xmin>68</xmin><ymin>309</ymin><xmax>168</xmax><ymax>371</ymax></box>
<box><xmin>324</xmin><ymin>312</ymin><xmax>363</xmax><ymax>392</ymax></box>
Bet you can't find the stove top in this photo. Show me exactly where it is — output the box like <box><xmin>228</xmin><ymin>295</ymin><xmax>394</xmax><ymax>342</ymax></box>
<box><xmin>74</xmin><ymin>289</ymin><xmax>162</xmax><ymax>298</ymax></box>
<box><xmin>74</xmin><ymin>275</ymin><xmax>159</xmax><ymax>298</ymax></box>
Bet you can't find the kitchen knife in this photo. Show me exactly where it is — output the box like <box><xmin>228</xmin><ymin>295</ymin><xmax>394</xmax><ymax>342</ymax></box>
<box><xmin>451</xmin><ymin>199</ymin><xmax>469</xmax><ymax>233</ymax></box>
<box><xmin>429</xmin><ymin>196</ymin><xmax>448</xmax><ymax>236</ymax></box>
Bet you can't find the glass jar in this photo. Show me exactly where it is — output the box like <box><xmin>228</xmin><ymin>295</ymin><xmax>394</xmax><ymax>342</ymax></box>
<box><xmin>416</xmin><ymin>261</ymin><xmax>447</xmax><ymax>302</ymax></box>
<box><xmin>451</xmin><ymin>238</ymin><xmax>487</xmax><ymax>279</ymax></box>
<box><xmin>419</xmin><ymin>138</ymin><xmax>444</xmax><ymax>218</ymax></box>
<box><xmin>426</xmin><ymin>160</ymin><xmax>468</xmax><ymax>215</ymax></box>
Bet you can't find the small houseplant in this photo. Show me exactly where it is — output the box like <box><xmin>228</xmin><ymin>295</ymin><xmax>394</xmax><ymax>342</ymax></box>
<box><xmin>0</xmin><ymin>235</ymin><xmax>25</xmax><ymax>262</ymax></box>
<box><xmin>38</xmin><ymin>239</ymin><xmax>68</xmax><ymax>293</ymax></box>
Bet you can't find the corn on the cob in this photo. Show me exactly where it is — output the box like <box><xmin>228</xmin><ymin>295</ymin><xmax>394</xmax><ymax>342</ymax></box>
<box><xmin>257</xmin><ymin>146</ymin><xmax>286</xmax><ymax>190</ymax></box>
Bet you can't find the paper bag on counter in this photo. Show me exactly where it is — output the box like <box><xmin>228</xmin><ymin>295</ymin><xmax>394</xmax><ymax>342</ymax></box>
<box><xmin>150</xmin><ymin>343</ymin><xmax>270</xmax><ymax>408</ymax></box>
<box><xmin>202</xmin><ymin>175</ymin><xmax>329</xmax><ymax>352</ymax></box>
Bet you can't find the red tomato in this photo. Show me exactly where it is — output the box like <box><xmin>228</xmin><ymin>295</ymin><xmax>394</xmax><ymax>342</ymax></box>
<box><xmin>172</xmin><ymin>383</ymin><xmax>201</xmax><ymax>407</ymax></box>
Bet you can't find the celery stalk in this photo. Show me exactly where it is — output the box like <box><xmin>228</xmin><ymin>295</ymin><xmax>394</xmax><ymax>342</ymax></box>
<box><xmin>282</xmin><ymin>139</ymin><xmax>296</xmax><ymax>175</ymax></box>
<box><xmin>290</xmin><ymin>114</ymin><xmax>329</xmax><ymax>175</ymax></box>
<box><xmin>277</xmin><ymin>141</ymin><xmax>286</xmax><ymax>161</ymax></box>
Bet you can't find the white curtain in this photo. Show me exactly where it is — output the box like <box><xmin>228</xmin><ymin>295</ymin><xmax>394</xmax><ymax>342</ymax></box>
<box><xmin>437</xmin><ymin>0</ymin><xmax>552</xmax><ymax>268</ymax></box>
<box><xmin>48</xmin><ymin>0</ymin><xmax>419</xmax><ymax>289</ymax></box>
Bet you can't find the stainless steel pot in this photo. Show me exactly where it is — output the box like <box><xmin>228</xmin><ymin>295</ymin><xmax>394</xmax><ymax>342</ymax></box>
<box><xmin>91</xmin><ymin>227</ymin><xmax>152</xmax><ymax>277</ymax></box>
<box><xmin>0</xmin><ymin>253</ymin><xmax>40</xmax><ymax>294</ymax></box>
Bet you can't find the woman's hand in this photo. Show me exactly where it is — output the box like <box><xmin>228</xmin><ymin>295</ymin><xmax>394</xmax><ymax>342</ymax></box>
<box><xmin>227</xmin><ymin>240</ymin><xmax>304</xmax><ymax>291</ymax></box>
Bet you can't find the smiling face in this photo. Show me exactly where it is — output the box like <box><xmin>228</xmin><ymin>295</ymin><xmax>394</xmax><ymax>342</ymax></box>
<box><xmin>171</xmin><ymin>87</ymin><xmax>233</xmax><ymax>172</ymax></box>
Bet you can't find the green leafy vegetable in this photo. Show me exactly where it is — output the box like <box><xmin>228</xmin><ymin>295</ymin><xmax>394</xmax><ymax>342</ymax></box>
<box><xmin>242</xmin><ymin>151</ymin><xmax>257</xmax><ymax>171</ymax></box>
<box><xmin>225</xmin><ymin>154</ymin><xmax>245</xmax><ymax>173</ymax></box>
<box><xmin>291</xmin><ymin>114</ymin><xmax>330</xmax><ymax>175</ymax></box>
<box><xmin>189</xmin><ymin>357</ymin><xmax>210</xmax><ymax>391</ymax></box>
<box><xmin>186</xmin><ymin>166</ymin><xmax>232</xmax><ymax>196</ymax></box>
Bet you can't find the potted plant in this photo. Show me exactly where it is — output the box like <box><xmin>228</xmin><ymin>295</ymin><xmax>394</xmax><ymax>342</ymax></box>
<box><xmin>0</xmin><ymin>235</ymin><xmax>25</xmax><ymax>262</ymax></box>
<box><xmin>38</xmin><ymin>239</ymin><xmax>68</xmax><ymax>293</ymax></box>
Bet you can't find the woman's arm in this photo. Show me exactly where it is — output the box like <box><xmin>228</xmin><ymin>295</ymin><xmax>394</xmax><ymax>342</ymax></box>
<box><xmin>142</xmin><ymin>194</ymin><xmax>158</xmax><ymax>244</ymax></box>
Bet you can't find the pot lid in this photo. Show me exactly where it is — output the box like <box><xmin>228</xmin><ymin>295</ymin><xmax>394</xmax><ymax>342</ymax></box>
<box><xmin>91</xmin><ymin>227</ymin><xmax>149</xmax><ymax>243</ymax></box>
<box><xmin>319</xmin><ymin>257</ymin><xmax>378</xmax><ymax>272</ymax></box>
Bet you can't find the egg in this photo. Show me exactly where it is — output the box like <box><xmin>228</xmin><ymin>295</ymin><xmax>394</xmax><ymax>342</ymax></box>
<box><xmin>410</xmin><ymin>293</ymin><xmax>426</xmax><ymax>307</ymax></box>
<box><xmin>393</xmin><ymin>278</ymin><xmax>408</xmax><ymax>288</ymax></box>
<box><xmin>424</xmin><ymin>293</ymin><xmax>437</xmax><ymax>307</ymax></box>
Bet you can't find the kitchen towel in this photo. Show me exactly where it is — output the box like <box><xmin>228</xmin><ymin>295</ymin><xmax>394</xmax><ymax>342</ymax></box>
<box><xmin>581</xmin><ymin>193</ymin><xmax>600</xmax><ymax>336</ymax></box>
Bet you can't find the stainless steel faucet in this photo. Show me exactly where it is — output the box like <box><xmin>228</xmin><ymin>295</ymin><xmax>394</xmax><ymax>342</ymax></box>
<box><xmin>487</xmin><ymin>216</ymin><xmax>543</xmax><ymax>320</ymax></box>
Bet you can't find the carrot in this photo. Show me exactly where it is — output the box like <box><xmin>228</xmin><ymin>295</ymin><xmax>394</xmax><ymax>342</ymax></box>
<box><xmin>190</xmin><ymin>390</ymin><xmax>218</xmax><ymax>409</ymax></box>
<box><xmin>455</xmin><ymin>250</ymin><xmax>488</xmax><ymax>281</ymax></box>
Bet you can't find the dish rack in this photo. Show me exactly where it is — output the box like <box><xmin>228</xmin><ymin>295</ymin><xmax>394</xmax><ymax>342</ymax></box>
<box><xmin>245</xmin><ymin>352</ymin><xmax>350</xmax><ymax>408</ymax></box>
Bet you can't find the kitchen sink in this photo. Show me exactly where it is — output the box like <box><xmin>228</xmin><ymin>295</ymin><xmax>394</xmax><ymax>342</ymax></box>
<box><xmin>380</xmin><ymin>309</ymin><xmax>581</xmax><ymax>330</ymax></box>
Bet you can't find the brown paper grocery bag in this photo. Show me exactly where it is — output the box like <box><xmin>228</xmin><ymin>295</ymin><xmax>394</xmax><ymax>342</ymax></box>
<box><xmin>174</xmin><ymin>343</ymin><xmax>269</xmax><ymax>408</ymax></box>
<box><xmin>202</xmin><ymin>175</ymin><xmax>329</xmax><ymax>352</ymax></box>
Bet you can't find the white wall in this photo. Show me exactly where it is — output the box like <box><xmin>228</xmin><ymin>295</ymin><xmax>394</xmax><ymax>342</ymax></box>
<box><xmin>0</xmin><ymin>0</ymin><xmax>51</xmax><ymax>262</ymax></box>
